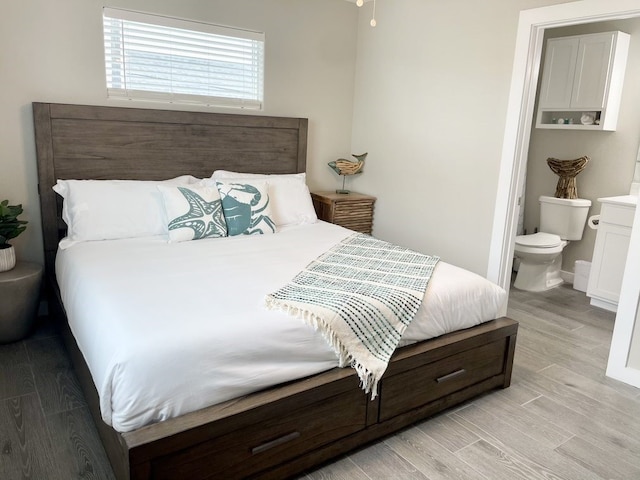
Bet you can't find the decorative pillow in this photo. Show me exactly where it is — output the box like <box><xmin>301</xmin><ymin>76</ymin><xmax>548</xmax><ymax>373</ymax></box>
<box><xmin>52</xmin><ymin>176</ymin><xmax>195</xmax><ymax>249</ymax></box>
<box><xmin>158</xmin><ymin>185</ymin><xmax>227</xmax><ymax>242</ymax></box>
<box><xmin>215</xmin><ymin>180</ymin><xmax>276</xmax><ymax>236</ymax></box>
<box><xmin>209</xmin><ymin>171</ymin><xmax>317</xmax><ymax>227</ymax></box>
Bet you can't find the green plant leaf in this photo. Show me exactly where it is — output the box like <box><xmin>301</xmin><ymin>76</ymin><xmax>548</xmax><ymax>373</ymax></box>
<box><xmin>0</xmin><ymin>200</ymin><xmax>27</xmax><ymax>246</ymax></box>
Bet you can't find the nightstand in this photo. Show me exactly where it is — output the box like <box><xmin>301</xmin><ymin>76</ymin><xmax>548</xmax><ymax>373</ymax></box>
<box><xmin>0</xmin><ymin>262</ymin><xmax>43</xmax><ymax>343</ymax></box>
<box><xmin>311</xmin><ymin>191</ymin><xmax>376</xmax><ymax>234</ymax></box>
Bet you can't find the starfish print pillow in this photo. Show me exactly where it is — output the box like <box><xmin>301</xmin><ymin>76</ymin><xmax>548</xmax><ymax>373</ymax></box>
<box><xmin>215</xmin><ymin>180</ymin><xmax>276</xmax><ymax>236</ymax></box>
<box><xmin>158</xmin><ymin>185</ymin><xmax>227</xmax><ymax>242</ymax></box>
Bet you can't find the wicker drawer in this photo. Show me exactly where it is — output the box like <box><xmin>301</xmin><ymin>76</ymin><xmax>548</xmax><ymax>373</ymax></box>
<box><xmin>151</xmin><ymin>381</ymin><xmax>367</xmax><ymax>479</ymax></box>
<box><xmin>379</xmin><ymin>339</ymin><xmax>507</xmax><ymax>421</ymax></box>
<box><xmin>311</xmin><ymin>191</ymin><xmax>376</xmax><ymax>234</ymax></box>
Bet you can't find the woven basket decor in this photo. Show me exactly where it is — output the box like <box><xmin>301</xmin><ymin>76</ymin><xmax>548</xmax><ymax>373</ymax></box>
<box><xmin>546</xmin><ymin>156</ymin><xmax>589</xmax><ymax>199</ymax></box>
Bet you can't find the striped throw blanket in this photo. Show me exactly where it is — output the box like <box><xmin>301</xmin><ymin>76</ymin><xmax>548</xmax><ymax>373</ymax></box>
<box><xmin>265</xmin><ymin>233</ymin><xmax>439</xmax><ymax>398</ymax></box>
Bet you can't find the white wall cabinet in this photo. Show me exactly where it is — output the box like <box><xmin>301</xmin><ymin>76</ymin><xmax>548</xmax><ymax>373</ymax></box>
<box><xmin>587</xmin><ymin>196</ymin><xmax>637</xmax><ymax>312</ymax></box>
<box><xmin>536</xmin><ymin>31</ymin><xmax>630</xmax><ymax>131</ymax></box>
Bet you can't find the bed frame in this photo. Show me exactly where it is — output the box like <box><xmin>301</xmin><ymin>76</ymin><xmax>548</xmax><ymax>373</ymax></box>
<box><xmin>33</xmin><ymin>102</ymin><xmax>518</xmax><ymax>480</ymax></box>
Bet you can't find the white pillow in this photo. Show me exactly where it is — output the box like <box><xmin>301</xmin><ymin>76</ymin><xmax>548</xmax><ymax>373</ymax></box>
<box><xmin>53</xmin><ymin>176</ymin><xmax>195</xmax><ymax>248</ymax></box>
<box><xmin>209</xmin><ymin>171</ymin><xmax>317</xmax><ymax>227</ymax></box>
<box><xmin>158</xmin><ymin>184</ymin><xmax>227</xmax><ymax>243</ymax></box>
<box><xmin>215</xmin><ymin>180</ymin><xmax>276</xmax><ymax>236</ymax></box>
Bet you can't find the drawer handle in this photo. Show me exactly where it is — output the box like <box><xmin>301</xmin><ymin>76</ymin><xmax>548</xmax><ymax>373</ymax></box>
<box><xmin>436</xmin><ymin>369</ymin><xmax>466</xmax><ymax>383</ymax></box>
<box><xmin>251</xmin><ymin>431</ymin><xmax>301</xmax><ymax>455</ymax></box>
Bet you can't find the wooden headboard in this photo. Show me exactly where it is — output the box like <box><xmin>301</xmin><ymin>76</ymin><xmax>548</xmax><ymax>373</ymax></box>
<box><xmin>32</xmin><ymin>102</ymin><xmax>308</xmax><ymax>275</ymax></box>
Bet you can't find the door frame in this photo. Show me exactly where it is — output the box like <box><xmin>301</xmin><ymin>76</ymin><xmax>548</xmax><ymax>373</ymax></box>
<box><xmin>488</xmin><ymin>0</ymin><xmax>640</xmax><ymax>387</ymax></box>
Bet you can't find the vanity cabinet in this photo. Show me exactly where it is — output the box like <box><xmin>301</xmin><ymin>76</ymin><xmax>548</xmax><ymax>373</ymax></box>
<box><xmin>536</xmin><ymin>31</ymin><xmax>630</xmax><ymax>131</ymax></box>
<box><xmin>587</xmin><ymin>196</ymin><xmax>637</xmax><ymax>312</ymax></box>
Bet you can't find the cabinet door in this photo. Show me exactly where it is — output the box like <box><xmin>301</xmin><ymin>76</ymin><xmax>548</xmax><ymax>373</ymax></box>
<box><xmin>571</xmin><ymin>32</ymin><xmax>614</xmax><ymax>109</ymax></box>
<box><xmin>538</xmin><ymin>37</ymin><xmax>579</xmax><ymax>108</ymax></box>
<box><xmin>587</xmin><ymin>222</ymin><xmax>631</xmax><ymax>304</ymax></box>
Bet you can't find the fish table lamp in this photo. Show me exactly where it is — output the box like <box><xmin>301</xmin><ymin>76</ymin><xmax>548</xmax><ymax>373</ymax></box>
<box><xmin>328</xmin><ymin>152</ymin><xmax>367</xmax><ymax>194</ymax></box>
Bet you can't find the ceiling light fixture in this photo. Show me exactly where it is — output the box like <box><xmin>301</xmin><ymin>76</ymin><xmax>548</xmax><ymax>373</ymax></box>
<box><xmin>356</xmin><ymin>0</ymin><xmax>377</xmax><ymax>27</ymax></box>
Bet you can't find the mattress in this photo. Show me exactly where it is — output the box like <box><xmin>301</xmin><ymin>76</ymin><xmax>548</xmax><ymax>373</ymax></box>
<box><xmin>56</xmin><ymin>221</ymin><xmax>506</xmax><ymax>433</ymax></box>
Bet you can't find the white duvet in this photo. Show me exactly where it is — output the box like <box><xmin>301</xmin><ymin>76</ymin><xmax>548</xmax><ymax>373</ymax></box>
<box><xmin>56</xmin><ymin>221</ymin><xmax>506</xmax><ymax>433</ymax></box>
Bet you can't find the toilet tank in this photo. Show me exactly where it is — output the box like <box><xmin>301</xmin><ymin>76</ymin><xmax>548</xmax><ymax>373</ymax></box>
<box><xmin>539</xmin><ymin>195</ymin><xmax>591</xmax><ymax>240</ymax></box>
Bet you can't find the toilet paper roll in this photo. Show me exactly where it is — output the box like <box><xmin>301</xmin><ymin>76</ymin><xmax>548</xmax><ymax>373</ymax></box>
<box><xmin>588</xmin><ymin>215</ymin><xmax>600</xmax><ymax>229</ymax></box>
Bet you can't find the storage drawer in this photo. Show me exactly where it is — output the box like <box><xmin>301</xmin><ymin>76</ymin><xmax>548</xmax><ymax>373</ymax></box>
<box><xmin>379</xmin><ymin>339</ymin><xmax>506</xmax><ymax>421</ymax></box>
<box><xmin>600</xmin><ymin>203</ymin><xmax>635</xmax><ymax>228</ymax></box>
<box><xmin>151</xmin><ymin>386</ymin><xmax>367</xmax><ymax>479</ymax></box>
<box><xmin>333</xmin><ymin>202</ymin><xmax>374</xmax><ymax>233</ymax></box>
<box><xmin>311</xmin><ymin>192</ymin><xmax>376</xmax><ymax>235</ymax></box>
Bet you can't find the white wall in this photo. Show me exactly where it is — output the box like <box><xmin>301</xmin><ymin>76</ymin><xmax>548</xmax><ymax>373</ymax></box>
<box><xmin>350</xmin><ymin>0</ymin><xmax>577</xmax><ymax>275</ymax></box>
<box><xmin>0</xmin><ymin>0</ymin><xmax>358</xmax><ymax>264</ymax></box>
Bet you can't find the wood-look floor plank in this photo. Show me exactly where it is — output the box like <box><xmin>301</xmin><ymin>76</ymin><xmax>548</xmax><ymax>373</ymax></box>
<box><xmin>521</xmin><ymin>370</ymin><xmax>640</xmax><ymax>438</ymax></box>
<box><xmin>0</xmin><ymin>393</ymin><xmax>59</xmax><ymax>480</ymax></box>
<box><xmin>0</xmin><ymin>341</ymin><xmax>29</xmax><ymax>365</ymax></box>
<box><xmin>455</xmin><ymin>439</ymin><xmax>557</xmax><ymax>480</ymax></box>
<box><xmin>452</xmin><ymin>404</ymin><xmax>602</xmax><ymax>480</ymax></box>
<box><xmin>414</xmin><ymin>413</ymin><xmax>480</xmax><ymax>454</ymax></box>
<box><xmin>585</xmin><ymin>344</ymin><xmax>640</xmax><ymax>397</ymax></box>
<box><xmin>384</xmin><ymin>424</ymin><xmax>489</xmax><ymax>480</ymax></box>
<box><xmin>511</xmin><ymin>343</ymin><xmax>554</xmax><ymax>374</ymax></box>
<box><xmin>347</xmin><ymin>441</ymin><xmax>429</xmax><ymax>480</ymax></box>
<box><xmin>304</xmin><ymin>455</ymin><xmax>371</xmax><ymax>480</ymax></box>
<box><xmin>515</xmin><ymin>317</ymin><xmax>602</xmax><ymax>351</ymax></box>
<box><xmin>522</xmin><ymin>297</ymin><xmax>615</xmax><ymax>331</ymax></box>
<box><xmin>0</xmin><ymin>342</ymin><xmax>35</xmax><ymax>401</ymax></box>
<box><xmin>509</xmin><ymin>303</ymin><xmax>612</xmax><ymax>347</ymax></box>
<box><xmin>556</xmin><ymin>435</ymin><xmax>640</xmax><ymax>480</ymax></box>
<box><xmin>487</xmin><ymin>378</ymin><xmax>542</xmax><ymax>405</ymax></box>
<box><xmin>541</xmin><ymin>363</ymin><xmax>640</xmax><ymax>404</ymax></box>
<box><xmin>25</xmin><ymin>336</ymin><xmax>86</xmax><ymax>415</ymax></box>
<box><xmin>0</xmin><ymin>363</ymin><xmax>35</xmax><ymax>401</ymax></box>
<box><xmin>509</xmin><ymin>284</ymin><xmax>593</xmax><ymax>313</ymax></box>
<box><xmin>514</xmin><ymin>326</ymin><xmax>612</xmax><ymax>382</ymax></box>
<box><xmin>471</xmin><ymin>391</ymin><xmax>573</xmax><ymax>449</ymax></box>
<box><xmin>523</xmin><ymin>394</ymin><xmax>640</xmax><ymax>470</ymax></box>
<box><xmin>45</xmin><ymin>406</ymin><xmax>116</xmax><ymax>480</ymax></box>
<box><xmin>508</xmin><ymin>299</ymin><xmax>587</xmax><ymax>332</ymax></box>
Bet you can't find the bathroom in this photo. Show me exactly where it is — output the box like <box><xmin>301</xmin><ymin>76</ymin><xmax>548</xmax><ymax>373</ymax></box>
<box><xmin>515</xmin><ymin>16</ymin><xmax>640</xmax><ymax>307</ymax></box>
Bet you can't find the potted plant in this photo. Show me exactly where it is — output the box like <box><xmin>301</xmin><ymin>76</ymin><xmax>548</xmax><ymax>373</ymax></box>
<box><xmin>0</xmin><ymin>200</ymin><xmax>28</xmax><ymax>272</ymax></box>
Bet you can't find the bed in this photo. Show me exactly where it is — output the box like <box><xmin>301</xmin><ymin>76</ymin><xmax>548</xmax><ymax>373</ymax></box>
<box><xmin>33</xmin><ymin>102</ymin><xmax>518</xmax><ymax>480</ymax></box>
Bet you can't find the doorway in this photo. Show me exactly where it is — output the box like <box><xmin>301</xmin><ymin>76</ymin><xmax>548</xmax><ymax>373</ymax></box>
<box><xmin>488</xmin><ymin>0</ymin><xmax>640</xmax><ymax>387</ymax></box>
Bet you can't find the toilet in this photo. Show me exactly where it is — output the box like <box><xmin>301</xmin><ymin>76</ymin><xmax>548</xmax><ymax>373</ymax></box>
<box><xmin>513</xmin><ymin>195</ymin><xmax>591</xmax><ymax>292</ymax></box>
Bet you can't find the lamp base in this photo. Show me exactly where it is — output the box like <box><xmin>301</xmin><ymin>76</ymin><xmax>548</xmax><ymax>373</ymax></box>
<box><xmin>336</xmin><ymin>175</ymin><xmax>350</xmax><ymax>194</ymax></box>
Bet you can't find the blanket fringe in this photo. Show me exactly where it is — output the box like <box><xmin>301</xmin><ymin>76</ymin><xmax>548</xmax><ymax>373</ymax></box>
<box><xmin>265</xmin><ymin>295</ymin><xmax>380</xmax><ymax>399</ymax></box>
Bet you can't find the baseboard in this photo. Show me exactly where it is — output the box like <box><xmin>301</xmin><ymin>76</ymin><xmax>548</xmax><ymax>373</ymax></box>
<box><xmin>606</xmin><ymin>364</ymin><xmax>640</xmax><ymax>389</ymax></box>
<box><xmin>560</xmin><ymin>270</ymin><xmax>574</xmax><ymax>285</ymax></box>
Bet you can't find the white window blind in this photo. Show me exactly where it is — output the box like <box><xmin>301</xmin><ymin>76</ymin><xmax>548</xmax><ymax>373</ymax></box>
<box><xmin>103</xmin><ymin>7</ymin><xmax>264</xmax><ymax>109</ymax></box>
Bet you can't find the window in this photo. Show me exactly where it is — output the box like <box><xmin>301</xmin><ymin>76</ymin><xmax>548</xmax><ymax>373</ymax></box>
<box><xmin>103</xmin><ymin>8</ymin><xmax>264</xmax><ymax>109</ymax></box>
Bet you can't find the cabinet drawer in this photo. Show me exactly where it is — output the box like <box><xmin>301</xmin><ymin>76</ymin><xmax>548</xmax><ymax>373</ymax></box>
<box><xmin>600</xmin><ymin>203</ymin><xmax>635</xmax><ymax>228</ymax></box>
<box><xmin>334</xmin><ymin>202</ymin><xmax>374</xmax><ymax>233</ymax></box>
<box><xmin>379</xmin><ymin>339</ymin><xmax>506</xmax><ymax>421</ymax></box>
<box><xmin>151</xmin><ymin>385</ymin><xmax>367</xmax><ymax>480</ymax></box>
<box><xmin>333</xmin><ymin>204</ymin><xmax>374</xmax><ymax>220</ymax></box>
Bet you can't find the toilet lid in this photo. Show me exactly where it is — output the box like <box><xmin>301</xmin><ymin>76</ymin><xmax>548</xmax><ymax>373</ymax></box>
<box><xmin>515</xmin><ymin>232</ymin><xmax>562</xmax><ymax>248</ymax></box>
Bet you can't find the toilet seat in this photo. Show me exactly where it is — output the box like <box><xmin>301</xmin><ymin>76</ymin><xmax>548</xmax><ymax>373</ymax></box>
<box><xmin>515</xmin><ymin>232</ymin><xmax>562</xmax><ymax>248</ymax></box>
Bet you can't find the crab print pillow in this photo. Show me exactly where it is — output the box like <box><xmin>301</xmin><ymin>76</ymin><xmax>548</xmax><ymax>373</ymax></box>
<box><xmin>158</xmin><ymin>184</ymin><xmax>228</xmax><ymax>242</ymax></box>
<box><xmin>215</xmin><ymin>180</ymin><xmax>276</xmax><ymax>236</ymax></box>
